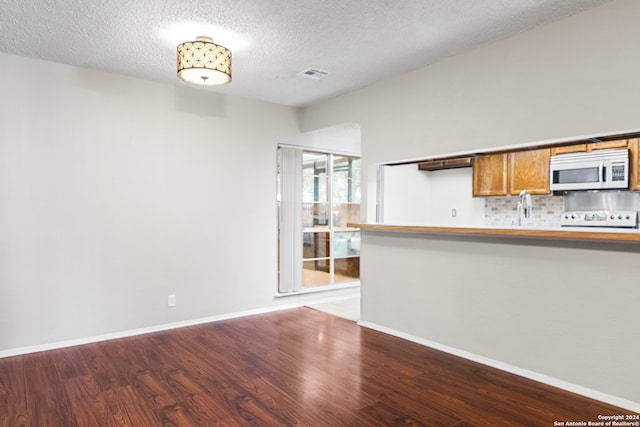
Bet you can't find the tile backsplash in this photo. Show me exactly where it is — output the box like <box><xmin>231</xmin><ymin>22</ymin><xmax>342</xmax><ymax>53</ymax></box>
<box><xmin>485</xmin><ymin>195</ymin><xmax>565</xmax><ymax>228</ymax></box>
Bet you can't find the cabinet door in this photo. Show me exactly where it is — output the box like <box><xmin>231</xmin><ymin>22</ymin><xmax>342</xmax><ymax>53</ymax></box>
<box><xmin>472</xmin><ymin>153</ymin><xmax>508</xmax><ymax>196</ymax></box>
<box><xmin>550</xmin><ymin>144</ymin><xmax>588</xmax><ymax>156</ymax></box>
<box><xmin>589</xmin><ymin>139</ymin><xmax>628</xmax><ymax>151</ymax></box>
<box><xmin>508</xmin><ymin>148</ymin><xmax>551</xmax><ymax>195</ymax></box>
<box><xmin>629</xmin><ymin>139</ymin><xmax>640</xmax><ymax>191</ymax></box>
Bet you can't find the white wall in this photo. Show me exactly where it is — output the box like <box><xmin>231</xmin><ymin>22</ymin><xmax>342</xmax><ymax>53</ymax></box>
<box><xmin>0</xmin><ymin>52</ymin><xmax>357</xmax><ymax>353</ymax></box>
<box><xmin>428</xmin><ymin>168</ymin><xmax>484</xmax><ymax>226</ymax></box>
<box><xmin>381</xmin><ymin>165</ymin><xmax>483</xmax><ymax>226</ymax></box>
<box><xmin>301</xmin><ymin>0</ymin><xmax>640</xmax><ymax>405</ymax></box>
<box><xmin>381</xmin><ymin>164</ymin><xmax>432</xmax><ymax>224</ymax></box>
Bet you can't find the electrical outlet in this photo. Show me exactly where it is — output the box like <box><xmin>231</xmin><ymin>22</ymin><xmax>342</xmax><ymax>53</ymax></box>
<box><xmin>168</xmin><ymin>294</ymin><xmax>176</xmax><ymax>307</ymax></box>
<box><xmin>451</xmin><ymin>209</ymin><xmax>457</xmax><ymax>218</ymax></box>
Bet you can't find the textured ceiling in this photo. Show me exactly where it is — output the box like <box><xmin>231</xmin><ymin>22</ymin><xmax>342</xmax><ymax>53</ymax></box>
<box><xmin>0</xmin><ymin>0</ymin><xmax>609</xmax><ymax>107</ymax></box>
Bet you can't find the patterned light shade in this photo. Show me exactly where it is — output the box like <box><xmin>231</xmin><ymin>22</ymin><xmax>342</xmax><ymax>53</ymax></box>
<box><xmin>177</xmin><ymin>36</ymin><xmax>232</xmax><ymax>85</ymax></box>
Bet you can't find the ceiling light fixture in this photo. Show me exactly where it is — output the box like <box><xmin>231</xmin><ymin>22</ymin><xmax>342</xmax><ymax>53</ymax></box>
<box><xmin>177</xmin><ymin>36</ymin><xmax>231</xmax><ymax>85</ymax></box>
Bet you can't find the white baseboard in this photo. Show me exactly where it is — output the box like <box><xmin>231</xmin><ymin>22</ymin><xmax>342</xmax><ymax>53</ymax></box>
<box><xmin>0</xmin><ymin>302</ymin><xmax>311</xmax><ymax>359</ymax></box>
<box><xmin>0</xmin><ymin>288</ymin><xmax>364</xmax><ymax>359</ymax></box>
<box><xmin>0</xmin><ymin>289</ymin><xmax>364</xmax><ymax>359</ymax></box>
<box><xmin>358</xmin><ymin>320</ymin><xmax>640</xmax><ymax>414</ymax></box>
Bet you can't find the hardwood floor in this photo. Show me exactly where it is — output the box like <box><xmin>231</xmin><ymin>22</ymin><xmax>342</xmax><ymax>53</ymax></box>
<box><xmin>0</xmin><ymin>307</ymin><xmax>635</xmax><ymax>426</ymax></box>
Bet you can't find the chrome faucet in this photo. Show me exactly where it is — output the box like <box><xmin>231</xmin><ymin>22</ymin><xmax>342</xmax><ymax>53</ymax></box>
<box><xmin>516</xmin><ymin>190</ymin><xmax>532</xmax><ymax>226</ymax></box>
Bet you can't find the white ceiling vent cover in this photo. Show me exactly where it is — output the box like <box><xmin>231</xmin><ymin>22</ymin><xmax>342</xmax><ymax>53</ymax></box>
<box><xmin>297</xmin><ymin>68</ymin><xmax>329</xmax><ymax>80</ymax></box>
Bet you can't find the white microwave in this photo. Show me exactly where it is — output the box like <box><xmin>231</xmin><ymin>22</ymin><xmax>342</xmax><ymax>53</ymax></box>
<box><xmin>550</xmin><ymin>149</ymin><xmax>629</xmax><ymax>191</ymax></box>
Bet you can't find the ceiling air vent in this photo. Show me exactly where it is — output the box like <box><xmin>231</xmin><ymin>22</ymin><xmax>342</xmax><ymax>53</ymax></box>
<box><xmin>297</xmin><ymin>68</ymin><xmax>329</xmax><ymax>81</ymax></box>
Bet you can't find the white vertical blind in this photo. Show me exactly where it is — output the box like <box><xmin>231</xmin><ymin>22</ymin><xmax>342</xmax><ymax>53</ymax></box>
<box><xmin>278</xmin><ymin>146</ymin><xmax>303</xmax><ymax>293</ymax></box>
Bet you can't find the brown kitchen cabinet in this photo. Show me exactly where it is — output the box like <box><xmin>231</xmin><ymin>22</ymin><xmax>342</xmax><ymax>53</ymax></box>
<box><xmin>508</xmin><ymin>148</ymin><xmax>551</xmax><ymax>194</ymax></box>
<box><xmin>550</xmin><ymin>139</ymin><xmax>628</xmax><ymax>155</ymax></box>
<box><xmin>590</xmin><ymin>139</ymin><xmax>629</xmax><ymax>151</ymax></box>
<box><xmin>550</xmin><ymin>144</ymin><xmax>589</xmax><ymax>155</ymax></box>
<box><xmin>473</xmin><ymin>148</ymin><xmax>550</xmax><ymax>196</ymax></box>
<box><xmin>472</xmin><ymin>153</ymin><xmax>508</xmax><ymax>196</ymax></box>
<box><xmin>418</xmin><ymin>157</ymin><xmax>472</xmax><ymax>171</ymax></box>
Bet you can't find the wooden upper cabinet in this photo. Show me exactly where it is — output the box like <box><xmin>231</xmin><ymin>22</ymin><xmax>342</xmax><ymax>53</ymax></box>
<box><xmin>473</xmin><ymin>149</ymin><xmax>551</xmax><ymax>197</ymax></box>
<box><xmin>629</xmin><ymin>138</ymin><xmax>640</xmax><ymax>191</ymax></box>
<box><xmin>550</xmin><ymin>139</ymin><xmax>628</xmax><ymax>156</ymax></box>
<box><xmin>508</xmin><ymin>148</ymin><xmax>551</xmax><ymax>195</ymax></box>
<box><xmin>418</xmin><ymin>157</ymin><xmax>472</xmax><ymax>171</ymax></box>
<box><xmin>472</xmin><ymin>153</ymin><xmax>508</xmax><ymax>196</ymax></box>
<box><xmin>550</xmin><ymin>144</ymin><xmax>588</xmax><ymax>156</ymax></box>
<box><xmin>590</xmin><ymin>139</ymin><xmax>628</xmax><ymax>151</ymax></box>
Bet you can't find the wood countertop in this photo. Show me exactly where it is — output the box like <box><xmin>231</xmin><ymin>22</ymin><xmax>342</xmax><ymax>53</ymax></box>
<box><xmin>349</xmin><ymin>223</ymin><xmax>640</xmax><ymax>244</ymax></box>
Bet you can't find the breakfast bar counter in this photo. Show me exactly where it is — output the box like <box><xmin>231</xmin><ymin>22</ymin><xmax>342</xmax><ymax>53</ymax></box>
<box><xmin>349</xmin><ymin>223</ymin><xmax>640</xmax><ymax>244</ymax></box>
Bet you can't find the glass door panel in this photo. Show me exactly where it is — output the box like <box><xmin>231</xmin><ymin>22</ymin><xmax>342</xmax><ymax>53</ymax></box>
<box><xmin>303</xmin><ymin>152</ymin><xmax>329</xmax><ymax>202</ymax></box>
<box><xmin>334</xmin><ymin>258</ymin><xmax>360</xmax><ymax>283</ymax></box>
<box><xmin>333</xmin><ymin>156</ymin><xmax>361</xmax><ymax>203</ymax></box>
<box><xmin>329</xmin><ymin>154</ymin><xmax>361</xmax><ymax>286</ymax></box>
<box><xmin>302</xmin><ymin>174</ymin><xmax>328</xmax><ymax>202</ymax></box>
<box><xmin>303</xmin><ymin>232</ymin><xmax>330</xmax><ymax>259</ymax></box>
<box><xmin>332</xmin><ymin>203</ymin><xmax>360</xmax><ymax>228</ymax></box>
<box><xmin>303</xmin><ymin>203</ymin><xmax>329</xmax><ymax>228</ymax></box>
<box><xmin>333</xmin><ymin>231</ymin><xmax>360</xmax><ymax>257</ymax></box>
<box><xmin>303</xmin><ymin>259</ymin><xmax>331</xmax><ymax>287</ymax></box>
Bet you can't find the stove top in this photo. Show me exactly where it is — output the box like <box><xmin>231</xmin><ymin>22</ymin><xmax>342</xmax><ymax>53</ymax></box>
<box><xmin>560</xmin><ymin>210</ymin><xmax>638</xmax><ymax>228</ymax></box>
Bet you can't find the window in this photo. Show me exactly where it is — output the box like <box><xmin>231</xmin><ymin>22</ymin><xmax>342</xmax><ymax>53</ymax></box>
<box><xmin>278</xmin><ymin>147</ymin><xmax>360</xmax><ymax>293</ymax></box>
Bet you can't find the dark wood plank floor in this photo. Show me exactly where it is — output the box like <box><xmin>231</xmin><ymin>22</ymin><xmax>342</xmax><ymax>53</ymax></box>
<box><xmin>0</xmin><ymin>307</ymin><xmax>636</xmax><ymax>426</ymax></box>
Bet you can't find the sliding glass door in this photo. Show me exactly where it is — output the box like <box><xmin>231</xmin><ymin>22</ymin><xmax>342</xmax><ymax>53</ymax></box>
<box><xmin>279</xmin><ymin>146</ymin><xmax>360</xmax><ymax>292</ymax></box>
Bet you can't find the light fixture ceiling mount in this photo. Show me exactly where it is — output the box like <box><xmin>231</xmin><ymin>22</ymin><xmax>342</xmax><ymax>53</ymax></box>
<box><xmin>177</xmin><ymin>36</ymin><xmax>232</xmax><ymax>85</ymax></box>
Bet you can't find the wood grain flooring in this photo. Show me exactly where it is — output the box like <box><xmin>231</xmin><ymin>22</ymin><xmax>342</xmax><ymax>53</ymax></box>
<box><xmin>0</xmin><ymin>307</ymin><xmax>636</xmax><ymax>426</ymax></box>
